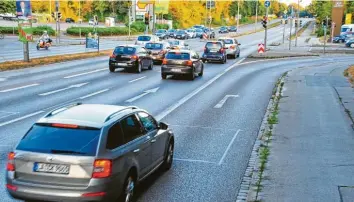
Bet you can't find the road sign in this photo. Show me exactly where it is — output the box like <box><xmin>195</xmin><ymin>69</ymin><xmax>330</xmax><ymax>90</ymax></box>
<box><xmin>258</xmin><ymin>44</ymin><xmax>265</xmax><ymax>53</ymax></box>
<box><xmin>137</xmin><ymin>2</ymin><xmax>148</xmax><ymax>9</ymax></box>
<box><xmin>264</xmin><ymin>1</ymin><xmax>270</xmax><ymax>8</ymax></box>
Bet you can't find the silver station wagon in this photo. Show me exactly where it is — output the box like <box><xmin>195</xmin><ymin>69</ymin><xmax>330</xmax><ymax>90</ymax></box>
<box><xmin>6</xmin><ymin>103</ymin><xmax>174</xmax><ymax>202</ymax></box>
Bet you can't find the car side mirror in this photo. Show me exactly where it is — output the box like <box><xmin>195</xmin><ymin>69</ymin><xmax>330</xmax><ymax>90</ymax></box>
<box><xmin>238</xmin><ymin>43</ymin><xmax>241</xmax><ymax>46</ymax></box>
<box><xmin>184</xmin><ymin>44</ymin><xmax>189</xmax><ymax>46</ymax></box>
<box><xmin>159</xmin><ymin>122</ymin><xmax>168</xmax><ymax>130</ymax></box>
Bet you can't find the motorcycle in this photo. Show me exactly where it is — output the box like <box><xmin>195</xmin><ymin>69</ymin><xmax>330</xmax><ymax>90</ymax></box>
<box><xmin>36</xmin><ymin>39</ymin><xmax>51</xmax><ymax>50</ymax></box>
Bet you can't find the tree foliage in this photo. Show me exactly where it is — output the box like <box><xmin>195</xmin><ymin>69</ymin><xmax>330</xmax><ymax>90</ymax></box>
<box><xmin>0</xmin><ymin>0</ymin><xmax>16</xmax><ymax>14</ymax></box>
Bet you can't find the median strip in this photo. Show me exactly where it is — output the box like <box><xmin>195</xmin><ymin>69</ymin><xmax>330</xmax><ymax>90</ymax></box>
<box><xmin>0</xmin><ymin>50</ymin><xmax>112</xmax><ymax>72</ymax></box>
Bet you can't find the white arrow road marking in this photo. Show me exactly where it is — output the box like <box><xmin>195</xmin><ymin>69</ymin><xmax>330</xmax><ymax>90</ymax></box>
<box><xmin>125</xmin><ymin>87</ymin><xmax>159</xmax><ymax>103</ymax></box>
<box><xmin>39</xmin><ymin>82</ymin><xmax>88</xmax><ymax>96</ymax></box>
<box><xmin>80</xmin><ymin>89</ymin><xmax>109</xmax><ymax>99</ymax></box>
<box><xmin>129</xmin><ymin>76</ymin><xmax>147</xmax><ymax>83</ymax></box>
<box><xmin>63</xmin><ymin>68</ymin><xmax>106</xmax><ymax>79</ymax></box>
<box><xmin>0</xmin><ymin>83</ymin><xmax>40</xmax><ymax>93</ymax></box>
<box><xmin>0</xmin><ymin>111</ymin><xmax>45</xmax><ymax>127</ymax></box>
<box><xmin>214</xmin><ymin>94</ymin><xmax>239</xmax><ymax>108</ymax></box>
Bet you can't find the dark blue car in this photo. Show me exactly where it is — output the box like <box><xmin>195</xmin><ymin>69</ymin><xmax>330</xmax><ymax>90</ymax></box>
<box><xmin>345</xmin><ymin>39</ymin><xmax>354</xmax><ymax>48</ymax></box>
<box><xmin>202</xmin><ymin>41</ymin><xmax>227</xmax><ymax>64</ymax></box>
<box><xmin>333</xmin><ymin>35</ymin><xmax>346</xmax><ymax>43</ymax></box>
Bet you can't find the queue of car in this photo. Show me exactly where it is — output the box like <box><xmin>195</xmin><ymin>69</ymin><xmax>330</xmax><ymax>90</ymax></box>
<box><xmin>332</xmin><ymin>32</ymin><xmax>354</xmax><ymax>48</ymax></box>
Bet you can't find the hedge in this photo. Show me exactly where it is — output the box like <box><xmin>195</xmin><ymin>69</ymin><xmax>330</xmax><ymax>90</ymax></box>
<box><xmin>66</xmin><ymin>26</ymin><xmax>138</xmax><ymax>36</ymax></box>
<box><xmin>316</xmin><ymin>26</ymin><xmax>330</xmax><ymax>37</ymax></box>
<box><xmin>156</xmin><ymin>23</ymin><xmax>169</xmax><ymax>30</ymax></box>
<box><xmin>129</xmin><ymin>21</ymin><xmax>146</xmax><ymax>32</ymax></box>
<box><xmin>0</xmin><ymin>25</ymin><xmax>55</xmax><ymax>35</ymax></box>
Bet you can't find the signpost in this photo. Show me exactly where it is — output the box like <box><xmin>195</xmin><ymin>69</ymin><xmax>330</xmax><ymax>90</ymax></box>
<box><xmin>264</xmin><ymin>1</ymin><xmax>270</xmax><ymax>51</ymax></box>
<box><xmin>258</xmin><ymin>43</ymin><xmax>265</xmax><ymax>53</ymax></box>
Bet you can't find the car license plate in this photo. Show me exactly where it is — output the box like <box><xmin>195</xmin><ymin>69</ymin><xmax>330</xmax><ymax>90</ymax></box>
<box><xmin>33</xmin><ymin>162</ymin><xmax>70</xmax><ymax>174</ymax></box>
<box><xmin>117</xmin><ymin>63</ymin><xmax>127</xmax><ymax>66</ymax></box>
<box><xmin>171</xmin><ymin>69</ymin><xmax>182</xmax><ymax>72</ymax></box>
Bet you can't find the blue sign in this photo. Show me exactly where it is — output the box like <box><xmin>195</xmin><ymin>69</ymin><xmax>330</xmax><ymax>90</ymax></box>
<box><xmin>86</xmin><ymin>33</ymin><xmax>99</xmax><ymax>49</ymax></box>
<box><xmin>264</xmin><ymin>1</ymin><xmax>270</xmax><ymax>8</ymax></box>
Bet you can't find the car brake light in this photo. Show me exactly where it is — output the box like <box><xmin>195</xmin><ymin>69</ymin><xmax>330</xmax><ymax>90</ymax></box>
<box><xmin>7</xmin><ymin>152</ymin><xmax>15</xmax><ymax>171</ymax></box>
<box><xmin>51</xmin><ymin>123</ymin><xmax>78</xmax><ymax>129</ymax></box>
<box><xmin>131</xmin><ymin>55</ymin><xmax>138</xmax><ymax>60</ymax></box>
<box><xmin>110</xmin><ymin>54</ymin><xmax>116</xmax><ymax>58</ymax></box>
<box><xmin>230</xmin><ymin>45</ymin><xmax>235</xmax><ymax>49</ymax></box>
<box><xmin>92</xmin><ymin>159</ymin><xmax>112</xmax><ymax>178</ymax></box>
<box><xmin>82</xmin><ymin>192</ymin><xmax>106</xmax><ymax>197</ymax></box>
<box><xmin>6</xmin><ymin>184</ymin><xmax>17</xmax><ymax>191</ymax></box>
<box><xmin>162</xmin><ymin>59</ymin><xmax>168</xmax><ymax>65</ymax></box>
<box><xmin>159</xmin><ymin>50</ymin><xmax>165</xmax><ymax>55</ymax></box>
<box><xmin>220</xmin><ymin>48</ymin><xmax>224</xmax><ymax>53</ymax></box>
<box><xmin>186</xmin><ymin>60</ymin><xmax>193</xmax><ymax>66</ymax></box>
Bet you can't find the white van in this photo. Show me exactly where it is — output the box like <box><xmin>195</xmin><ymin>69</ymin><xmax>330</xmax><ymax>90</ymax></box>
<box><xmin>341</xmin><ymin>24</ymin><xmax>354</xmax><ymax>35</ymax></box>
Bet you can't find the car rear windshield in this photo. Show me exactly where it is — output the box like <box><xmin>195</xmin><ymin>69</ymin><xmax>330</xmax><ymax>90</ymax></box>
<box><xmin>166</xmin><ymin>52</ymin><xmax>190</xmax><ymax>60</ymax></box>
<box><xmin>138</xmin><ymin>36</ymin><xmax>151</xmax><ymax>41</ymax></box>
<box><xmin>206</xmin><ymin>42</ymin><xmax>222</xmax><ymax>49</ymax></box>
<box><xmin>219</xmin><ymin>39</ymin><xmax>233</xmax><ymax>44</ymax></box>
<box><xmin>196</xmin><ymin>29</ymin><xmax>203</xmax><ymax>32</ymax></box>
<box><xmin>145</xmin><ymin>43</ymin><xmax>163</xmax><ymax>50</ymax></box>
<box><xmin>114</xmin><ymin>46</ymin><xmax>136</xmax><ymax>55</ymax></box>
<box><xmin>176</xmin><ymin>31</ymin><xmax>185</xmax><ymax>34</ymax></box>
<box><xmin>16</xmin><ymin>124</ymin><xmax>101</xmax><ymax>156</ymax></box>
<box><xmin>157</xmin><ymin>30</ymin><xmax>165</xmax><ymax>33</ymax></box>
<box><xmin>169</xmin><ymin>41</ymin><xmax>180</xmax><ymax>45</ymax></box>
<box><xmin>168</xmin><ymin>29</ymin><xmax>175</xmax><ymax>32</ymax></box>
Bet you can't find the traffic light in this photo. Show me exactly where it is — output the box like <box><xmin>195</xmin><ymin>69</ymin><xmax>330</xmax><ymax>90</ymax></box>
<box><xmin>261</xmin><ymin>16</ymin><xmax>267</xmax><ymax>28</ymax></box>
<box><xmin>144</xmin><ymin>13</ymin><xmax>149</xmax><ymax>25</ymax></box>
<box><xmin>51</xmin><ymin>12</ymin><xmax>55</xmax><ymax>19</ymax></box>
<box><xmin>57</xmin><ymin>12</ymin><xmax>62</xmax><ymax>19</ymax></box>
<box><xmin>94</xmin><ymin>15</ymin><xmax>98</xmax><ymax>24</ymax></box>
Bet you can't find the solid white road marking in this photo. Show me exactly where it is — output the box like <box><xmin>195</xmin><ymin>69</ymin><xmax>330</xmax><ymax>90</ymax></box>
<box><xmin>155</xmin><ymin>58</ymin><xmax>245</xmax><ymax>121</ymax></box>
<box><xmin>173</xmin><ymin>158</ymin><xmax>217</xmax><ymax>164</ymax></box>
<box><xmin>0</xmin><ymin>111</ymin><xmax>45</xmax><ymax>127</ymax></box>
<box><xmin>63</xmin><ymin>68</ymin><xmax>106</xmax><ymax>79</ymax></box>
<box><xmin>0</xmin><ymin>83</ymin><xmax>39</xmax><ymax>93</ymax></box>
<box><xmin>125</xmin><ymin>87</ymin><xmax>159</xmax><ymax>103</ymax></box>
<box><xmin>129</xmin><ymin>76</ymin><xmax>146</xmax><ymax>83</ymax></box>
<box><xmin>218</xmin><ymin>129</ymin><xmax>241</xmax><ymax>165</ymax></box>
<box><xmin>214</xmin><ymin>94</ymin><xmax>239</xmax><ymax>108</ymax></box>
<box><xmin>80</xmin><ymin>89</ymin><xmax>109</xmax><ymax>99</ymax></box>
<box><xmin>39</xmin><ymin>82</ymin><xmax>88</xmax><ymax>96</ymax></box>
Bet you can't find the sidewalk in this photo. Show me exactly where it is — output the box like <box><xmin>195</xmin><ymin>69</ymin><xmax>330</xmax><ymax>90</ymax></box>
<box><xmin>260</xmin><ymin>62</ymin><xmax>354</xmax><ymax>202</ymax></box>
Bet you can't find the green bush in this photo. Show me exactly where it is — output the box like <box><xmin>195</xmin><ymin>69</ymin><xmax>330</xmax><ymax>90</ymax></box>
<box><xmin>0</xmin><ymin>26</ymin><xmax>55</xmax><ymax>35</ymax></box>
<box><xmin>156</xmin><ymin>23</ymin><xmax>169</xmax><ymax>30</ymax></box>
<box><xmin>126</xmin><ymin>21</ymin><xmax>146</xmax><ymax>32</ymax></box>
<box><xmin>66</xmin><ymin>26</ymin><xmax>139</xmax><ymax>36</ymax></box>
<box><xmin>316</xmin><ymin>26</ymin><xmax>330</xmax><ymax>37</ymax></box>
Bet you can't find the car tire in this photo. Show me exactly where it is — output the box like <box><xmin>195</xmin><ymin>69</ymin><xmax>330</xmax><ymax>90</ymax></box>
<box><xmin>188</xmin><ymin>71</ymin><xmax>195</xmax><ymax>81</ymax></box>
<box><xmin>199</xmin><ymin>64</ymin><xmax>204</xmax><ymax>76</ymax></box>
<box><xmin>136</xmin><ymin>62</ymin><xmax>142</xmax><ymax>73</ymax></box>
<box><xmin>237</xmin><ymin>52</ymin><xmax>240</xmax><ymax>58</ymax></box>
<box><xmin>109</xmin><ymin>66</ymin><xmax>115</xmax><ymax>72</ymax></box>
<box><xmin>119</xmin><ymin>171</ymin><xmax>136</xmax><ymax>202</ymax></box>
<box><xmin>351</xmin><ymin>43</ymin><xmax>354</xmax><ymax>48</ymax></box>
<box><xmin>148</xmin><ymin>61</ymin><xmax>153</xmax><ymax>70</ymax></box>
<box><xmin>36</xmin><ymin>45</ymin><xmax>39</xmax><ymax>50</ymax></box>
<box><xmin>162</xmin><ymin>140</ymin><xmax>174</xmax><ymax>170</ymax></box>
<box><xmin>161</xmin><ymin>73</ymin><xmax>167</xmax><ymax>79</ymax></box>
<box><xmin>202</xmin><ymin>59</ymin><xmax>206</xmax><ymax>63</ymax></box>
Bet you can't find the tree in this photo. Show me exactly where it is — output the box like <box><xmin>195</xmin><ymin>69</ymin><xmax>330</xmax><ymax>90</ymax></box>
<box><xmin>93</xmin><ymin>0</ymin><xmax>109</xmax><ymax>21</ymax></box>
<box><xmin>0</xmin><ymin>0</ymin><xmax>16</xmax><ymax>14</ymax></box>
<box><xmin>271</xmin><ymin>1</ymin><xmax>280</xmax><ymax>16</ymax></box>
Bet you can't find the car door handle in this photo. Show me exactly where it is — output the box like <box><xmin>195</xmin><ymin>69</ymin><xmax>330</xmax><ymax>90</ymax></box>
<box><xmin>151</xmin><ymin>139</ymin><xmax>156</xmax><ymax>143</ymax></box>
<box><xmin>133</xmin><ymin>149</ymin><xmax>140</xmax><ymax>153</ymax></box>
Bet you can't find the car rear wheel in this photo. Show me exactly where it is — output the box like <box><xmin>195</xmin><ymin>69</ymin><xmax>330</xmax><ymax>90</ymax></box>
<box><xmin>136</xmin><ymin>62</ymin><xmax>142</xmax><ymax>73</ymax></box>
<box><xmin>148</xmin><ymin>61</ymin><xmax>153</xmax><ymax>70</ymax></box>
<box><xmin>221</xmin><ymin>57</ymin><xmax>226</xmax><ymax>64</ymax></box>
<box><xmin>188</xmin><ymin>70</ymin><xmax>195</xmax><ymax>80</ymax></box>
<box><xmin>199</xmin><ymin>64</ymin><xmax>204</xmax><ymax>76</ymax></box>
<box><xmin>161</xmin><ymin>73</ymin><xmax>167</xmax><ymax>79</ymax></box>
<box><xmin>162</xmin><ymin>140</ymin><xmax>174</xmax><ymax>170</ymax></box>
<box><xmin>119</xmin><ymin>172</ymin><xmax>136</xmax><ymax>202</ymax></box>
<box><xmin>109</xmin><ymin>66</ymin><xmax>115</xmax><ymax>72</ymax></box>
<box><xmin>351</xmin><ymin>43</ymin><xmax>354</xmax><ymax>48</ymax></box>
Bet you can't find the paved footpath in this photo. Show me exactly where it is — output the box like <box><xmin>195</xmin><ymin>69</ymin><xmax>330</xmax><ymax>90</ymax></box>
<box><xmin>261</xmin><ymin>60</ymin><xmax>354</xmax><ymax>202</ymax></box>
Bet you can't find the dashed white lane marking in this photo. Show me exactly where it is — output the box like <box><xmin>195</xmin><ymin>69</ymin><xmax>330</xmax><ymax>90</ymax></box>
<box><xmin>0</xmin><ymin>83</ymin><xmax>40</xmax><ymax>93</ymax></box>
<box><xmin>155</xmin><ymin>58</ymin><xmax>245</xmax><ymax>121</ymax></box>
<box><xmin>0</xmin><ymin>111</ymin><xmax>19</xmax><ymax>119</ymax></box>
<box><xmin>80</xmin><ymin>89</ymin><xmax>109</xmax><ymax>99</ymax></box>
<box><xmin>129</xmin><ymin>76</ymin><xmax>146</xmax><ymax>83</ymax></box>
<box><xmin>214</xmin><ymin>94</ymin><xmax>239</xmax><ymax>108</ymax></box>
<box><xmin>173</xmin><ymin>158</ymin><xmax>217</xmax><ymax>164</ymax></box>
<box><xmin>0</xmin><ymin>78</ymin><xmax>7</xmax><ymax>82</ymax></box>
<box><xmin>218</xmin><ymin>129</ymin><xmax>241</xmax><ymax>165</ymax></box>
<box><xmin>63</xmin><ymin>68</ymin><xmax>106</xmax><ymax>79</ymax></box>
<box><xmin>0</xmin><ymin>111</ymin><xmax>45</xmax><ymax>127</ymax></box>
<box><xmin>39</xmin><ymin>82</ymin><xmax>88</xmax><ymax>96</ymax></box>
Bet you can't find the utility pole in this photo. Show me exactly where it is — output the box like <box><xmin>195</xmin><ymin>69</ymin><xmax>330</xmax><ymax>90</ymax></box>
<box><xmin>264</xmin><ymin>7</ymin><xmax>268</xmax><ymax>50</ymax></box>
<box><xmin>295</xmin><ymin>0</ymin><xmax>300</xmax><ymax>46</ymax></box>
<box><xmin>324</xmin><ymin>16</ymin><xmax>328</xmax><ymax>54</ymax></box>
<box><xmin>237</xmin><ymin>0</ymin><xmax>240</xmax><ymax>31</ymax></box>
<box><xmin>282</xmin><ymin>19</ymin><xmax>286</xmax><ymax>44</ymax></box>
<box><xmin>128</xmin><ymin>6</ymin><xmax>131</xmax><ymax>39</ymax></box>
<box><xmin>289</xmin><ymin>6</ymin><xmax>293</xmax><ymax>50</ymax></box>
<box><xmin>205</xmin><ymin>0</ymin><xmax>207</xmax><ymax>26</ymax></box>
<box><xmin>255</xmin><ymin>0</ymin><xmax>258</xmax><ymax>33</ymax></box>
<box><xmin>55</xmin><ymin>0</ymin><xmax>59</xmax><ymax>44</ymax></box>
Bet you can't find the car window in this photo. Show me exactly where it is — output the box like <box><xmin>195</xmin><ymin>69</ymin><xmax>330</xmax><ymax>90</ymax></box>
<box><xmin>106</xmin><ymin>122</ymin><xmax>125</xmax><ymax>150</ymax></box>
<box><xmin>145</xmin><ymin>43</ymin><xmax>163</xmax><ymax>50</ymax></box>
<box><xmin>114</xmin><ymin>47</ymin><xmax>136</xmax><ymax>55</ymax></box>
<box><xmin>219</xmin><ymin>39</ymin><xmax>233</xmax><ymax>44</ymax></box>
<box><xmin>206</xmin><ymin>42</ymin><xmax>222</xmax><ymax>49</ymax></box>
<box><xmin>121</xmin><ymin>115</ymin><xmax>143</xmax><ymax>143</ymax></box>
<box><xmin>166</xmin><ymin>52</ymin><xmax>190</xmax><ymax>60</ymax></box>
<box><xmin>157</xmin><ymin>30</ymin><xmax>165</xmax><ymax>33</ymax></box>
<box><xmin>137</xmin><ymin>112</ymin><xmax>158</xmax><ymax>133</ymax></box>
<box><xmin>138</xmin><ymin>36</ymin><xmax>151</xmax><ymax>41</ymax></box>
<box><xmin>177</xmin><ymin>31</ymin><xmax>185</xmax><ymax>34</ymax></box>
<box><xmin>16</xmin><ymin>124</ymin><xmax>100</xmax><ymax>156</ymax></box>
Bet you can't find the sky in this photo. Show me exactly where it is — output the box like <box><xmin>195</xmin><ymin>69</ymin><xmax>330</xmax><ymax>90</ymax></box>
<box><xmin>279</xmin><ymin>0</ymin><xmax>312</xmax><ymax>7</ymax></box>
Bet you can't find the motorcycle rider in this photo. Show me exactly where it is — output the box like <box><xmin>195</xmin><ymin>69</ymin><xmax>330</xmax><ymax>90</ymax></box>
<box><xmin>39</xmin><ymin>31</ymin><xmax>52</xmax><ymax>45</ymax></box>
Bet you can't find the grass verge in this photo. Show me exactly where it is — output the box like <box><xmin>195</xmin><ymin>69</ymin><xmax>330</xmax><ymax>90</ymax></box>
<box><xmin>344</xmin><ymin>65</ymin><xmax>354</xmax><ymax>85</ymax></box>
<box><xmin>0</xmin><ymin>50</ymin><xmax>112</xmax><ymax>72</ymax></box>
<box><xmin>229</xmin><ymin>21</ymin><xmax>282</xmax><ymax>38</ymax></box>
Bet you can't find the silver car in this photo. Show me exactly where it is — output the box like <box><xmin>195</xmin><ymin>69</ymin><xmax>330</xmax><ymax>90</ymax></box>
<box><xmin>6</xmin><ymin>103</ymin><xmax>174</xmax><ymax>202</ymax></box>
<box><xmin>218</xmin><ymin>37</ymin><xmax>241</xmax><ymax>59</ymax></box>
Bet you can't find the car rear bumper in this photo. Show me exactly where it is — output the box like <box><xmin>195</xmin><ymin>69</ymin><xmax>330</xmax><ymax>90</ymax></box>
<box><xmin>202</xmin><ymin>54</ymin><xmax>225</xmax><ymax>61</ymax></box>
<box><xmin>226</xmin><ymin>49</ymin><xmax>237</xmax><ymax>55</ymax></box>
<box><xmin>161</xmin><ymin>66</ymin><xmax>193</xmax><ymax>75</ymax></box>
<box><xmin>109</xmin><ymin>60</ymin><xmax>137</xmax><ymax>69</ymax></box>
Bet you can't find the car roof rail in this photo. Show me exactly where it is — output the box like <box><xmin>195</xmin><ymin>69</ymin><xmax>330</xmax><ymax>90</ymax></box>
<box><xmin>104</xmin><ymin>106</ymin><xmax>138</xmax><ymax>122</ymax></box>
<box><xmin>44</xmin><ymin>103</ymin><xmax>82</xmax><ymax>118</ymax></box>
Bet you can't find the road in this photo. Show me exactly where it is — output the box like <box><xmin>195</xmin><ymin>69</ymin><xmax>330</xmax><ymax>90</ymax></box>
<box><xmin>0</xmin><ymin>19</ymin><xmax>282</xmax><ymax>63</ymax></box>
<box><xmin>0</xmin><ymin>18</ymin><xmax>332</xmax><ymax>202</ymax></box>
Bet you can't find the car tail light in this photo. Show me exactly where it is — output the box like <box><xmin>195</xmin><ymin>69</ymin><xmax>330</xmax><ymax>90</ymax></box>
<box><xmin>159</xmin><ymin>50</ymin><xmax>165</xmax><ymax>55</ymax></box>
<box><xmin>110</xmin><ymin>54</ymin><xmax>116</xmax><ymax>58</ymax></box>
<box><xmin>230</xmin><ymin>45</ymin><xmax>235</xmax><ymax>49</ymax></box>
<box><xmin>7</xmin><ymin>152</ymin><xmax>15</xmax><ymax>171</ymax></box>
<box><xmin>82</xmin><ymin>192</ymin><xmax>106</xmax><ymax>197</ymax></box>
<box><xmin>51</xmin><ymin>123</ymin><xmax>78</xmax><ymax>129</ymax></box>
<box><xmin>162</xmin><ymin>59</ymin><xmax>168</xmax><ymax>65</ymax></box>
<box><xmin>92</xmin><ymin>159</ymin><xmax>112</xmax><ymax>178</ymax></box>
<box><xmin>6</xmin><ymin>184</ymin><xmax>17</xmax><ymax>191</ymax></box>
<box><xmin>220</xmin><ymin>48</ymin><xmax>225</xmax><ymax>53</ymax></box>
<box><xmin>185</xmin><ymin>60</ymin><xmax>193</xmax><ymax>66</ymax></box>
<box><xmin>131</xmin><ymin>55</ymin><xmax>138</xmax><ymax>60</ymax></box>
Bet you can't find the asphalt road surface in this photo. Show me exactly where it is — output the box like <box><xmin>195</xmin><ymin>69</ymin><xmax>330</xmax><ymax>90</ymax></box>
<box><xmin>0</xmin><ymin>19</ymin><xmax>334</xmax><ymax>202</ymax></box>
<box><xmin>0</xmin><ymin>19</ymin><xmax>283</xmax><ymax>63</ymax></box>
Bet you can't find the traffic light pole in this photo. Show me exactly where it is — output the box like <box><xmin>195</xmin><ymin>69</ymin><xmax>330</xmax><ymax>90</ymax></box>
<box><xmin>264</xmin><ymin>7</ymin><xmax>268</xmax><ymax>51</ymax></box>
<box><xmin>295</xmin><ymin>0</ymin><xmax>299</xmax><ymax>47</ymax></box>
<box><xmin>289</xmin><ymin>18</ymin><xmax>292</xmax><ymax>50</ymax></box>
